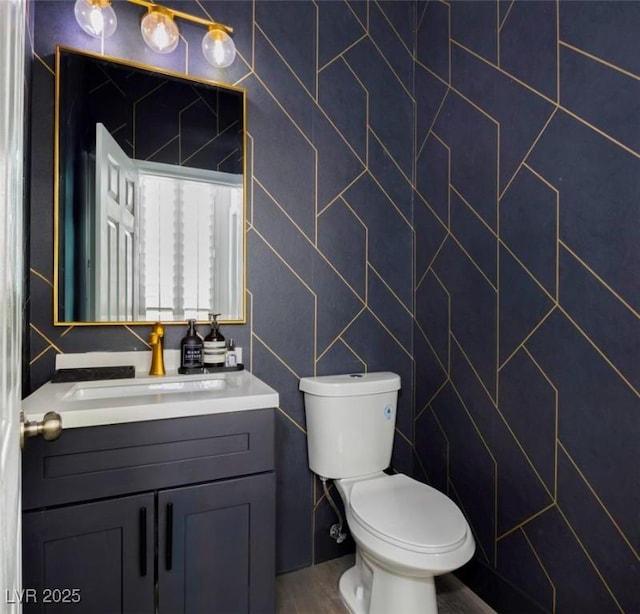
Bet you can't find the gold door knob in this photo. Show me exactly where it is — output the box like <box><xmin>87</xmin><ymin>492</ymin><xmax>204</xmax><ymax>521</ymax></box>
<box><xmin>20</xmin><ymin>411</ymin><xmax>63</xmax><ymax>449</ymax></box>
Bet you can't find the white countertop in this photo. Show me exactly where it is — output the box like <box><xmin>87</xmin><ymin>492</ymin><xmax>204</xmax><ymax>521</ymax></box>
<box><xmin>22</xmin><ymin>351</ymin><xmax>279</xmax><ymax>429</ymax></box>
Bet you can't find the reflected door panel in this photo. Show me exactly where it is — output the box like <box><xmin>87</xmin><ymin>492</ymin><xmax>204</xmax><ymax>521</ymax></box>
<box><xmin>95</xmin><ymin>123</ymin><xmax>137</xmax><ymax>321</ymax></box>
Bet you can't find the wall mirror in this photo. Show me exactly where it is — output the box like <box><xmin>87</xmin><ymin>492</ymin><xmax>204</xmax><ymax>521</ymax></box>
<box><xmin>54</xmin><ymin>46</ymin><xmax>246</xmax><ymax>325</ymax></box>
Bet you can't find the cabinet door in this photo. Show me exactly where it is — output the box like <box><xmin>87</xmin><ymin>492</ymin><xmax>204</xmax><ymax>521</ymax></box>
<box><xmin>23</xmin><ymin>493</ymin><xmax>154</xmax><ymax>614</ymax></box>
<box><xmin>158</xmin><ymin>473</ymin><xmax>275</xmax><ymax>614</ymax></box>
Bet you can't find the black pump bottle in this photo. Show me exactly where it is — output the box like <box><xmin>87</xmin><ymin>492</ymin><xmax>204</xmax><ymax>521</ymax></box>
<box><xmin>179</xmin><ymin>319</ymin><xmax>203</xmax><ymax>373</ymax></box>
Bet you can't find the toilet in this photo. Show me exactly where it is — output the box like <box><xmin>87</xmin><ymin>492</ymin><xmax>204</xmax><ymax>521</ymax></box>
<box><xmin>299</xmin><ymin>372</ymin><xmax>475</xmax><ymax>614</ymax></box>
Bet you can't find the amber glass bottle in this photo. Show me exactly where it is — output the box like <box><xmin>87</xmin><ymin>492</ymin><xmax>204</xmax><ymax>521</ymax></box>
<box><xmin>203</xmin><ymin>313</ymin><xmax>226</xmax><ymax>367</ymax></box>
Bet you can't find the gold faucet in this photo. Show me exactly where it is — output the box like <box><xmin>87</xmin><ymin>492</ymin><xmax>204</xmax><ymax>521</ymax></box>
<box><xmin>149</xmin><ymin>322</ymin><xmax>166</xmax><ymax>376</ymax></box>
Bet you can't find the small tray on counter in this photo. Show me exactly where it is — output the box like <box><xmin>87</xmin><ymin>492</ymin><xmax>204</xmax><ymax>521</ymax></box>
<box><xmin>179</xmin><ymin>364</ymin><xmax>245</xmax><ymax>375</ymax></box>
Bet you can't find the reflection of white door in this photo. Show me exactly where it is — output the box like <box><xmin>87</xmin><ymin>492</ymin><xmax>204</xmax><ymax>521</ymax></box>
<box><xmin>0</xmin><ymin>0</ymin><xmax>25</xmax><ymax>609</ymax></box>
<box><xmin>95</xmin><ymin>123</ymin><xmax>138</xmax><ymax>321</ymax></box>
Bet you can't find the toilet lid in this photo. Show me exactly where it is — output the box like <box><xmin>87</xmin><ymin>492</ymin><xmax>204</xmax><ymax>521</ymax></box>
<box><xmin>349</xmin><ymin>474</ymin><xmax>468</xmax><ymax>554</ymax></box>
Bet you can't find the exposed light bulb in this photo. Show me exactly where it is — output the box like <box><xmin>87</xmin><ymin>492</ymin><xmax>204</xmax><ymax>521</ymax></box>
<box><xmin>74</xmin><ymin>0</ymin><xmax>117</xmax><ymax>38</ymax></box>
<box><xmin>89</xmin><ymin>10</ymin><xmax>104</xmax><ymax>34</ymax></box>
<box><xmin>202</xmin><ymin>26</ymin><xmax>236</xmax><ymax>68</ymax></box>
<box><xmin>141</xmin><ymin>8</ymin><xmax>179</xmax><ymax>54</ymax></box>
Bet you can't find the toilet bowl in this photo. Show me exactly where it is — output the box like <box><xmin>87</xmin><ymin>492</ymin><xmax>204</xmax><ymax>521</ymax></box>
<box><xmin>334</xmin><ymin>473</ymin><xmax>475</xmax><ymax>614</ymax></box>
<box><xmin>299</xmin><ymin>372</ymin><xmax>475</xmax><ymax>614</ymax></box>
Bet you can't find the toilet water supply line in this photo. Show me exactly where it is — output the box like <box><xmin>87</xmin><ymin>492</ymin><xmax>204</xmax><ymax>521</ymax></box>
<box><xmin>321</xmin><ymin>477</ymin><xmax>348</xmax><ymax>543</ymax></box>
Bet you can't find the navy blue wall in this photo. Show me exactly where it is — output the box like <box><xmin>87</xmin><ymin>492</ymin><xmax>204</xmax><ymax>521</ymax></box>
<box><xmin>27</xmin><ymin>0</ymin><xmax>415</xmax><ymax>574</ymax></box>
<box><xmin>26</xmin><ymin>1</ymin><xmax>640</xmax><ymax>610</ymax></box>
<box><xmin>415</xmin><ymin>1</ymin><xmax>640</xmax><ymax>612</ymax></box>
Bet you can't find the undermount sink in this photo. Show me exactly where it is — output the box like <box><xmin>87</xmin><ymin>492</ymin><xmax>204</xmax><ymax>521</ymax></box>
<box><xmin>64</xmin><ymin>376</ymin><xmax>227</xmax><ymax>401</ymax></box>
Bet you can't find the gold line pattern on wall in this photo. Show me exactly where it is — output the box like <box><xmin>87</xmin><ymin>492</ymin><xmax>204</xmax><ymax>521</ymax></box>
<box><xmin>415</xmin><ymin>2</ymin><xmax>640</xmax><ymax>610</ymax></box>
<box><xmin>26</xmin><ymin>2</ymin><xmax>640</xmax><ymax>605</ymax></box>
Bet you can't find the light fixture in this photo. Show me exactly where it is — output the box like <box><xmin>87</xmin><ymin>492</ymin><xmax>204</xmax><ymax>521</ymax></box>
<box><xmin>202</xmin><ymin>25</ymin><xmax>237</xmax><ymax>68</ymax></box>
<box><xmin>140</xmin><ymin>7</ymin><xmax>179</xmax><ymax>54</ymax></box>
<box><xmin>73</xmin><ymin>0</ymin><xmax>236</xmax><ymax>67</ymax></box>
<box><xmin>128</xmin><ymin>0</ymin><xmax>236</xmax><ymax>67</ymax></box>
<box><xmin>74</xmin><ymin>0</ymin><xmax>117</xmax><ymax>39</ymax></box>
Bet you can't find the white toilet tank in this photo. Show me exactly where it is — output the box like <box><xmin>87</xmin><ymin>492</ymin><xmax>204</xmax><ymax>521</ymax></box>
<box><xmin>299</xmin><ymin>372</ymin><xmax>401</xmax><ymax>479</ymax></box>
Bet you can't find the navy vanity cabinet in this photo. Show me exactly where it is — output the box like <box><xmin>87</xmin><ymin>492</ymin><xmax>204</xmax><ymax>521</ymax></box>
<box><xmin>22</xmin><ymin>494</ymin><xmax>155</xmax><ymax>613</ymax></box>
<box><xmin>22</xmin><ymin>409</ymin><xmax>276</xmax><ymax>614</ymax></box>
<box><xmin>158</xmin><ymin>473</ymin><xmax>275</xmax><ymax>613</ymax></box>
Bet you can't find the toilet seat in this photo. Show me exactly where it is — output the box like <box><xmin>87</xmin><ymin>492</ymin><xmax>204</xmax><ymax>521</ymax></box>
<box><xmin>349</xmin><ymin>474</ymin><xmax>468</xmax><ymax>554</ymax></box>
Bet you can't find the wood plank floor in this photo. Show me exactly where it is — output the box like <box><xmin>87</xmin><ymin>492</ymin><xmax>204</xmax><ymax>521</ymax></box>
<box><xmin>276</xmin><ymin>555</ymin><xmax>496</xmax><ymax>614</ymax></box>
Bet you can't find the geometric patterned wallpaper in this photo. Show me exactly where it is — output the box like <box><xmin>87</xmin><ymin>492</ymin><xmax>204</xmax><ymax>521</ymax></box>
<box><xmin>26</xmin><ymin>1</ymin><xmax>639</xmax><ymax>612</ymax></box>
<box><xmin>28</xmin><ymin>0</ymin><xmax>415</xmax><ymax>579</ymax></box>
<box><xmin>414</xmin><ymin>1</ymin><xmax>639</xmax><ymax>612</ymax></box>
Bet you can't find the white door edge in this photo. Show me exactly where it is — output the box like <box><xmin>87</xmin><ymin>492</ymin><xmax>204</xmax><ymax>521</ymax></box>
<box><xmin>0</xmin><ymin>0</ymin><xmax>26</xmax><ymax>612</ymax></box>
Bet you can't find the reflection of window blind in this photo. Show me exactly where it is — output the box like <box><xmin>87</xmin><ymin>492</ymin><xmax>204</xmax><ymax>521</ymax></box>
<box><xmin>139</xmin><ymin>175</ymin><xmax>217</xmax><ymax>320</ymax></box>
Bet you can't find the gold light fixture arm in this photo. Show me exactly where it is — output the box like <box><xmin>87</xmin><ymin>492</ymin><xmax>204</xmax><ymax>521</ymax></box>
<box><xmin>127</xmin><ymin>0</ymin><xmax>233</xmax><ymax>34</ymax></box>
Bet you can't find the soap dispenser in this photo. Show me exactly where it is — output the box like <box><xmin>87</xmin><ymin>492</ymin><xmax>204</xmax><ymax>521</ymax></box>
<box><xmin>203</xmin><ymin>313</ymin><xmax>226</xmax><ymax>368</ymax></box>
<box><xmin>179</xmin><ymin>319</ymin><xmax>203</xmax><ymax>374</ymax></box>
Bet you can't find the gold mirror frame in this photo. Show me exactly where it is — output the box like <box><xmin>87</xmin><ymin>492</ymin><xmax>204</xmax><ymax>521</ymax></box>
<box><xmin>53</xmin><ymin>45</ymin><xmax>247</xmax><ymax>326</ymax></box>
